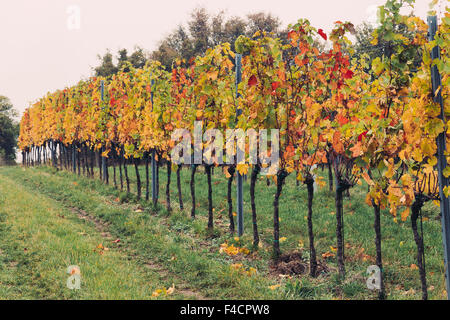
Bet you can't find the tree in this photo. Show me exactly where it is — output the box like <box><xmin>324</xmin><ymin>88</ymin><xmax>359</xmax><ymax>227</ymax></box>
<box><xmin>0</xmin><ymin>96</ymin><xmax>19</xmax><ymax>163</ymax></box>
<box><xmin>94</xmin><ymin>51</ymin><xmax>118</xmax><ymax>78</ymax></box>
<box><xmin>246</xmin><ymin>12</ymin><xmax>280</xmax><ymax>36</ymax></box>
<box><xmin>189</xmin><ymin>8</ymin><xmax>210</xmax><ymax>57</ymax></box>
<box><xmin>150</xmin><ymin>8</ymin><xmax>283</xmax><ymax>70</ymax></box>
<box><xmin>129</xmin><ymin>47</ymin><xmax>148</xmax><ymax>69</ymax></box>
<box><xmin>94</xmin><ymin>47</ymin><xmax>149</xmax><ymax>77</ymax></box>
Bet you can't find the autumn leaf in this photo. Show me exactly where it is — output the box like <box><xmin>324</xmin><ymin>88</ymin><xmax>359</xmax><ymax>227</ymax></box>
<box><xmin>268</xmin><ymin>284</ymin><xmax>281</xmax><ymax>290</ymax></box>
<box><xmin>322</xmin><ymin>251</ymin><xmax>335</xmax><ymax>259</ymax></box>
<box><xmin>343</xmin><ymin>69</ymin><xmax>354</xmax><ymax>79</ymax></box>
<box><xmin>357</xmin><ymin>131</ymin><xmax>368</xmax><ymax>141</ymax></box>
<box><xmin>271</xmin><ymin>82</ymin><xmax>280</xmax><ymax>90</ymax></box>
<box><xmin>248</xmin><ymin>75</ymin><xmax>258</xmax><ymax>86</ymax></box>
<box><xmin>166</xmin><ymin>284</ymin><xmax>175</xmax><ymax>295</ymax></box>
<box><xmin>350</xmin><ymin>142</ymin><xmax>362</xmax><ymax>157</ymax></box>
<box><xmin>318</xmin><ymin>29</ymin><xmax>327</xmax><ymax>40</ymax></box>
<box><xmin>400</xmin><ymin>208</ymin><xmax>410</xmax><ymax>221</ymax></box>
<box><xmin>336</xmin><ymin>113</ymin><xmax>349</xmax><ymax>125</ymax></box>
<box><xmin>332</xmin><ymin>131</ymin><xmax>344</xmax><ymax>153</ymax></box>
<box><xmin>287</xmin><ymin>30</ymin><xmax>297</xmax><ymax>40</ymax></box>
<box><xmin>236</xmin><ymin>163</ymin><xmax>249</xmax><ymax>175</ymax></box>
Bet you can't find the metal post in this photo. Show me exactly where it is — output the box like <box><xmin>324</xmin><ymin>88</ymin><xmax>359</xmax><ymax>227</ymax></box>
<box><xmin>428</xmin><ymin>15</ymin><xmax>450</xmax><ymax>300</ymax></box>
<box><xmin>235</xmin><ymin>54</ymin><xmax>244</xmax><ymax>236</ymax></box>
<box><xmin>72</xmin><ymin>144</ymin><xmax>76</xmax><ymax>172</ymax></box>
<box><xmin>100</xmin><ymin>80</ymin><xmax>107</xmax><ymax>182</ymax></box>
<box><xmin>150</xmin><ymin>78</ymin><xmax>157</xmax><ymax>204</ymax></box>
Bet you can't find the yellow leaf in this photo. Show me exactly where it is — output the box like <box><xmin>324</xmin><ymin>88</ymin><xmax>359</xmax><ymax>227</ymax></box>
<box><xmin>412</xmin><ymin>148</ymin><xmax>423</xmax><ymax>162</ymax></box>
<box><xmin>400</xmin><ymin>207</ymin><xmax>410</xmax><ymax>221</ymax></box>
<box><xmin>443</xmin><ymin>167</ymin><xmax>450</xmax><ymax>178</ymax></box>
<box><xmin>236</xmin><ymin>163</ymin><xmax>248</xmax><ymax>175</ymax></box>
<box><xmin>152</xmin><ymin>289</ymin><xmax>162</xmax><ymax>297</ymax></box>
<box><xmin>444</xmin><ymin>186</ymin><xmax>450</xmax><ymax>198</ymax></box>
<box><xmin>268</xmin><ymin>284</ymin><xmax>281</xmax><ymax>290</ymax></box>
<box><xmin>279</xmin><ymin>237</ymin><xmax>287</xmax><ymax>243</ymax></box>
<box><xmin>421</xmin><ymin>140</ymin><xmax>434</xmax><ymax>157</ymax></box>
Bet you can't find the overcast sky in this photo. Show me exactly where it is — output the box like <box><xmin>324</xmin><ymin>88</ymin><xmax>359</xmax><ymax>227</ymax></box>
<box><xmin>0</xmin><ymin>0</ymin><xmax>432</xmax><ymax>117</ymax></box>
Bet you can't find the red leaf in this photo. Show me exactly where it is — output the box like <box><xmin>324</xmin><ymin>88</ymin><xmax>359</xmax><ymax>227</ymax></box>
<box><xmin>343</xmin><ymin>69</ymin><xmax>354</xmax><ymax>79</ymax></box>
<box><xmin>248</xmin><ymin>75</ymin><xmax>258</xmax><ymax>87</ymax></box>
<box><xmin>358</xmin><ymin>131</ymin><xmax>368</xmax><ymax>141</ymax></box>
<box><xmin>271</xmin><ymin>82</ymin><xmax>280</xmax><ymax>90</ymax></box>
<box><xmin>318</xmin><ymin>29</ymin><xmax>327</xmax><ymax>41</ymax></box>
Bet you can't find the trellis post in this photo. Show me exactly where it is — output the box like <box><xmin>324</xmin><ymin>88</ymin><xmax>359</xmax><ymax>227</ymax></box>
<box><xmin>100</xmin><ymin>80</ymin><xmax>107</xmax><ymax>182</ymax></box>
<box><xmin>428</xmin><ymin>15</ymin><xmax>450</xmax><ymax>300</ymax></box>
<box><xmin>150</xmin><ymin>78</ymin><xmax>158</xmax><ymax>205</ymax></box>
<box><xmin>235</xmin><ymin>54</ymin><xmax>244</xmax><ymax>237</ymax></box>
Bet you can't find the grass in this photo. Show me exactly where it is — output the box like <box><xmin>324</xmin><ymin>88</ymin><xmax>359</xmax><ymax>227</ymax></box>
<box><xmin>0</xmin><ymin>168</ymin><xmax>188</xmax><ymax>299</ymax></box>
<box><xmin>0</xmin><ymin>163</ymin><xmax>447</xmax><ymax>299</ymax></box>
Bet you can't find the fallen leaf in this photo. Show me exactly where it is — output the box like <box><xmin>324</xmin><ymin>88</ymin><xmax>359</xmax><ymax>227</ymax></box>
<box><xmin>268</xmin><ymin>284</ymin><xmax>281</xmax><ymax>290</ymax></box>
<box><xmin>166</xmin><ymin>284</ymin><xmax>175</xmax><ymax>295</ymax></box>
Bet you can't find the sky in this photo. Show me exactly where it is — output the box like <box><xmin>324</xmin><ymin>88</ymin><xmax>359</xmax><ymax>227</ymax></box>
<box><xmin>0</xmin><ymin>0</ymin><xmax>433</xmax><ymax>118</ymax></box>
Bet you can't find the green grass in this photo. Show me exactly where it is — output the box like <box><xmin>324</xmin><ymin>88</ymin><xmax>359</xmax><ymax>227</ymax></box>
<box><xmin>0</xmin><ymin>164</ymin><xmax>447</xmax><ymax>299</ymax></box>
<box><xmin>0</xmin><ymin>168</ymin><xmax>190</xmax><ymax>299</ymax></box>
